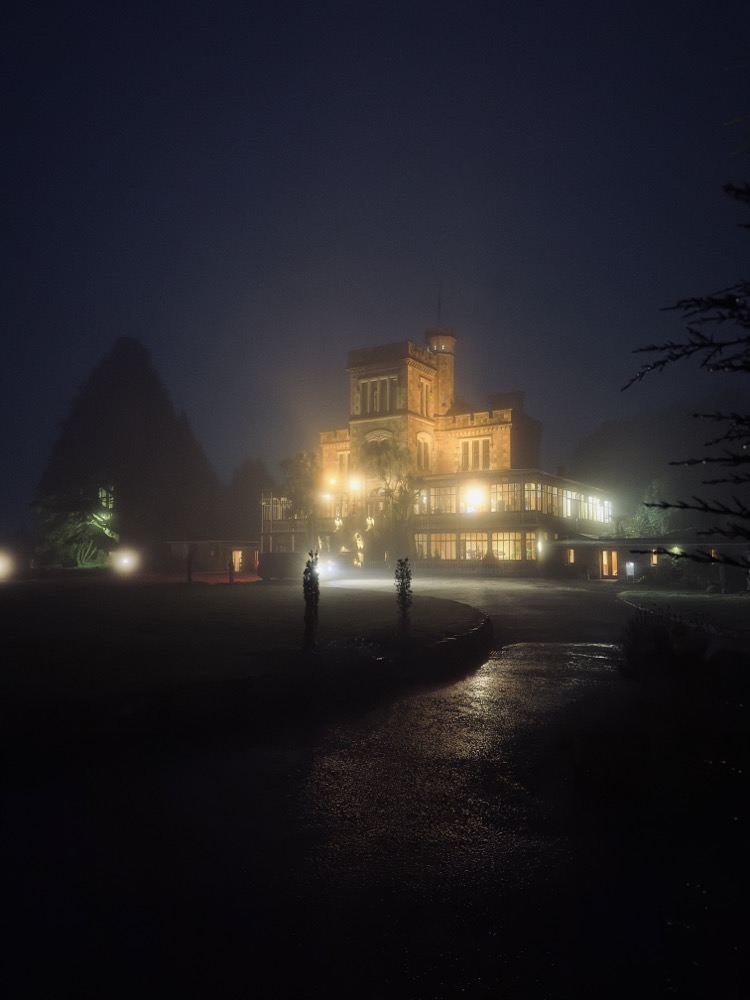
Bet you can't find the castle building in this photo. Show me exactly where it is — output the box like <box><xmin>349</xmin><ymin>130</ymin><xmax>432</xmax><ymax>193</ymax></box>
<box><xmin>262</xmin><ymin>330</ymin><xmax>618</xmax><ymax>577</ymax></box>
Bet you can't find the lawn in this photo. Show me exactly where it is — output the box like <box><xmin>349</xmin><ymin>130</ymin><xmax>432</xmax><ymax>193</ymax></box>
<box><xmin>618</xmin><ymin>588</ymin><xmax>750</xmax><ymax>644</ymax></box>
<box><xmin>0</xmin><ymin>578</ymin><xmax>489</xmax><ymax>743</ymax></box>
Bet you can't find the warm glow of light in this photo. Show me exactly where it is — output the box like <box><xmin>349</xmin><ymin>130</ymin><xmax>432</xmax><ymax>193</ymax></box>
<box><xmin>111</xmin><ymin>548</ymin><xmax>140</xmax><ymax>574</ymax></box>
<box><xmin>465</xmin><ymin>487</ymin><xmax>483</xmax><ymax>512</ymax></box>
<box><xmin>349</xmin><ymin>477</ymin><xmax>361</xmax><ymax>492</ymax></box>
<box><xmin>0</xmin><ymin>551</ymin><xmax>14</xmax><ymax>580</ymax></box>
<box><xmin>318</xmin><ymin>556</ymin><xmax>344</xmax><ymax>578</ymax></box>
<box><xmin>537</xmin><ymin>538</ymin><xmax>543</xmax><ymax>553</ymax></box>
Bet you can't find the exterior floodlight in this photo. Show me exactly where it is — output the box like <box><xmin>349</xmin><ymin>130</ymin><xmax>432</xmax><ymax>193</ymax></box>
<box><xmin>465</xmin><ymin>487</ymin><xmax>483</xmax><ymax>511</ymax></box>
<box><xmin>111</xmin><ymin>548</ymin><xmax>140</xmax><ymax>574</ymax></box>
<box><xmin>0</xmin><ymin>551</ymin><xmax>14</xmax><ymax>581</ymax></box>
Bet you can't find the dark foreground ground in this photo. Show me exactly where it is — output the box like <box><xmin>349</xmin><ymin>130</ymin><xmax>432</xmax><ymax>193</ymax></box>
<box><xmin>1</xmin><ymin>576</ymin><xmax>748</xmax><ymax>998</ymax></box>
<box><xmin>1</xmin><ymin>576</ymin><xmax>491</xmax><ymax>763</ymax></box>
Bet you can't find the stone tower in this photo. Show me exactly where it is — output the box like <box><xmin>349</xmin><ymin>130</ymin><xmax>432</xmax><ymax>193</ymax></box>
<box><xmin>424</xmin><ymin>328</ymin><xmax>456</xmax><ymax>415</ymax></box>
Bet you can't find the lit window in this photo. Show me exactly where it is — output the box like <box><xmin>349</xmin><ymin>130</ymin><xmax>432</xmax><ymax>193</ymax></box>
<box><xmin>541</xmin><ymin>485</ymin><xmax>559</xmax><ymax>515</ymax></box>
<box><xmin>525</xmin><ymin>532</ymin><xmax>537</xmax><ymax>560</ymax></box>
<box><xmin>491</xmin><ymin>480</ymin><xmax>521</xmax><ymax>511</ymax></box>
<box><xmin>602</xmin><ymin>550</ymin><xmax>618</xmax><ymax>576</ymax></box>
<box><xmin>417</xmin><ymin>437</ymin><xmax>431</xmax><ymax>471</ymax></box>
<box><xmin>460</xmin><ymin>438</ymin><xmax>490</xmax><ymax>471</ymax></box>
<box><xmin>459</xmin><ymin>533</ymin><xmax>488</xmax><ymax>560</ymax></box>
<box><xmin>524</xmin><ymin>482</ymin><xmax>541</xmax><ymax>510</ymax></box>
<box><xmin>430</xmin><ymin>533</ymin><xmax>456</xmax><ymax>560</ymax></box>
<box><xmin>429</xmin><ymin>487</ymin><xmax>456</xmax><ymax>514</ymax></box>
<box><xmin>490</xmin><ymin>532</ymin><xmax>522</xmax><ymax>560</ymax></box>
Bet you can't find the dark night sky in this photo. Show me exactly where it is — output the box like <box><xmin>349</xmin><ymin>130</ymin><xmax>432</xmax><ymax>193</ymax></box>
<box><xmin>2</xmin><ymin>0</ymin><xmax>748</xmax><ymax>536</ymax></box>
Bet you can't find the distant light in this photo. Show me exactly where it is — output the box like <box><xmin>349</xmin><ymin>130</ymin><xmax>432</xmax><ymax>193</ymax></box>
<box><xmin>318</xmin><ymin>557</ymin><xmax>339</xmax><ymax>578</ymax></box>
<box><xmin>465</xmin><ymin>487</ymin><xmax>483</xmax><ymax>512</ymax></box>
<box><xmin>349</xmin><ymin>477</ymin><xmax>361</xmax><ymax>492</ymax></box>
<box><xmin>111</xmin><ymin>548</ymin><xmax>140</xmax><ymax>574</ymax></box>
<box><xmin>0</xmin><ymin>551</ymin><xmax>14</xmax><ymax>581</ymax></box>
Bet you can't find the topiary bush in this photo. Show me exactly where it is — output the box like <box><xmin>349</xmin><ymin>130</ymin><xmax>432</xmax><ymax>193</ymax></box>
<box><xmin>302</xmin><ymin>550</ymin><xmax>319</xmax><ymax>651</ymax></box>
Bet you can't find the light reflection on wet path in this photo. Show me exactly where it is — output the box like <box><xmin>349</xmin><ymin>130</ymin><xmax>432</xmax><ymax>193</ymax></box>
<box><xmin>298</xmin><ymin>643</ymin><xmax>621</xmax><ymax>905</ymax></box>
<box><xmin>114</xmin><ymin>640</ymin><xmax>623</xmax><ymax>996</ymax></box>
<box><xmin>4</xmin><ymin>643</ymin><xmax>625</xmax><ymax>997</ymax></box>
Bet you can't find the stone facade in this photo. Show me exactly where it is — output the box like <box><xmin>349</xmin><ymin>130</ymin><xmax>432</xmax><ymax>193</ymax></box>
<box><xmin>263</xmin><ymin>330</ymin><xmax>617</xmax><ymax>577</ymax></box>
<box><xmin>321</xmin><ymin>330</ymin><xmax>543</xmax><ymax>482</ymax></box>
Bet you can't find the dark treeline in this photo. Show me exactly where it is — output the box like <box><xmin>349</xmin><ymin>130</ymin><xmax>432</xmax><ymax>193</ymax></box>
<box><xmin>564</xmin><ymin>389</ymin><xmax>750</xmax><ymax>534</ymax></box>
<box><xmin>32</xmin><ymin>336</ymin><xmax>273</xmax><ymax>568</ymax></box>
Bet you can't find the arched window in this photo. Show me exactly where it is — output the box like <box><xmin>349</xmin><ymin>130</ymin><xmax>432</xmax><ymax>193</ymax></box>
<box><xmin>416</xmin><ymin>433</ymin><xmax>432</xmax><ymax>471</ymax></box>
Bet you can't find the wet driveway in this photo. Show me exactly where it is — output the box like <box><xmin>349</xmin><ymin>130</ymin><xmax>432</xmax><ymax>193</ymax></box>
<box><xmin>4</xmin><ymin>579</ymin><xmax>727</xmax><ymax>998</ymax></box>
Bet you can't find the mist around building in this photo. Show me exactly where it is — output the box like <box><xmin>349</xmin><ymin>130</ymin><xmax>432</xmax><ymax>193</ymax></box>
<box><xmin>1</xmin><ymin>329</ymin><xmax>745</xmax><ymax>591</ymax></box>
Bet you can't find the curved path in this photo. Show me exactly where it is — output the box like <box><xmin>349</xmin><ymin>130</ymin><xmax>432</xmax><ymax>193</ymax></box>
<box><xmin>5</xmin><ymin>576</ymin><xmax>682</xmax><ymax>999</ymax></box>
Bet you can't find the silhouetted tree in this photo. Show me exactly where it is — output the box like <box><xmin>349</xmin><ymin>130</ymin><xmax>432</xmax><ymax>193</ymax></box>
<box><xmin>34</xmin><ymin>336</ymin><xmax>223</xmax><ymax>566</ymax></box>
<box><xmin>279</xmin><ymin>451</ymin><xmax>320</xmax><ymax>549</ymax></box>
<box><xmin>302</xmin><ymin>550</ymin><xmax>320</xmax><ymax>651</ymax></box>
<box><xmin>225</xmin><ymin>459</ymin><xmax>274</xmax><ymax>539</ymax></box>
<box><xmin>360</xmin><ymin>439</ymin><xmax>421</xmax><ymax>562</ymax></box>
<box><xmin>395</xmin><ymin>556</ymin><xmax>413</xmax><ymax>619</ymax></box>
<box><xmin>621</xmin><ymin>480</ymin><xmax>673</xmax><ymax>538</ymax></box>
<box><xmin>623</xmin><ymin>180</ymin><xmax>750</xmax><ymax>565</ymax></box>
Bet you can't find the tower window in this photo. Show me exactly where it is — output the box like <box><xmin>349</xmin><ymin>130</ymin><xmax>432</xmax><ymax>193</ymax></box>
<box><xmin>360</xmin><ymin>377</ymin><xmax>398</xmax><ymax>414</ymax></box>
<box><xmin>419</xmin><ymin>379</ymin><xmax>430</xmax><ymax>417</ymax></box>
